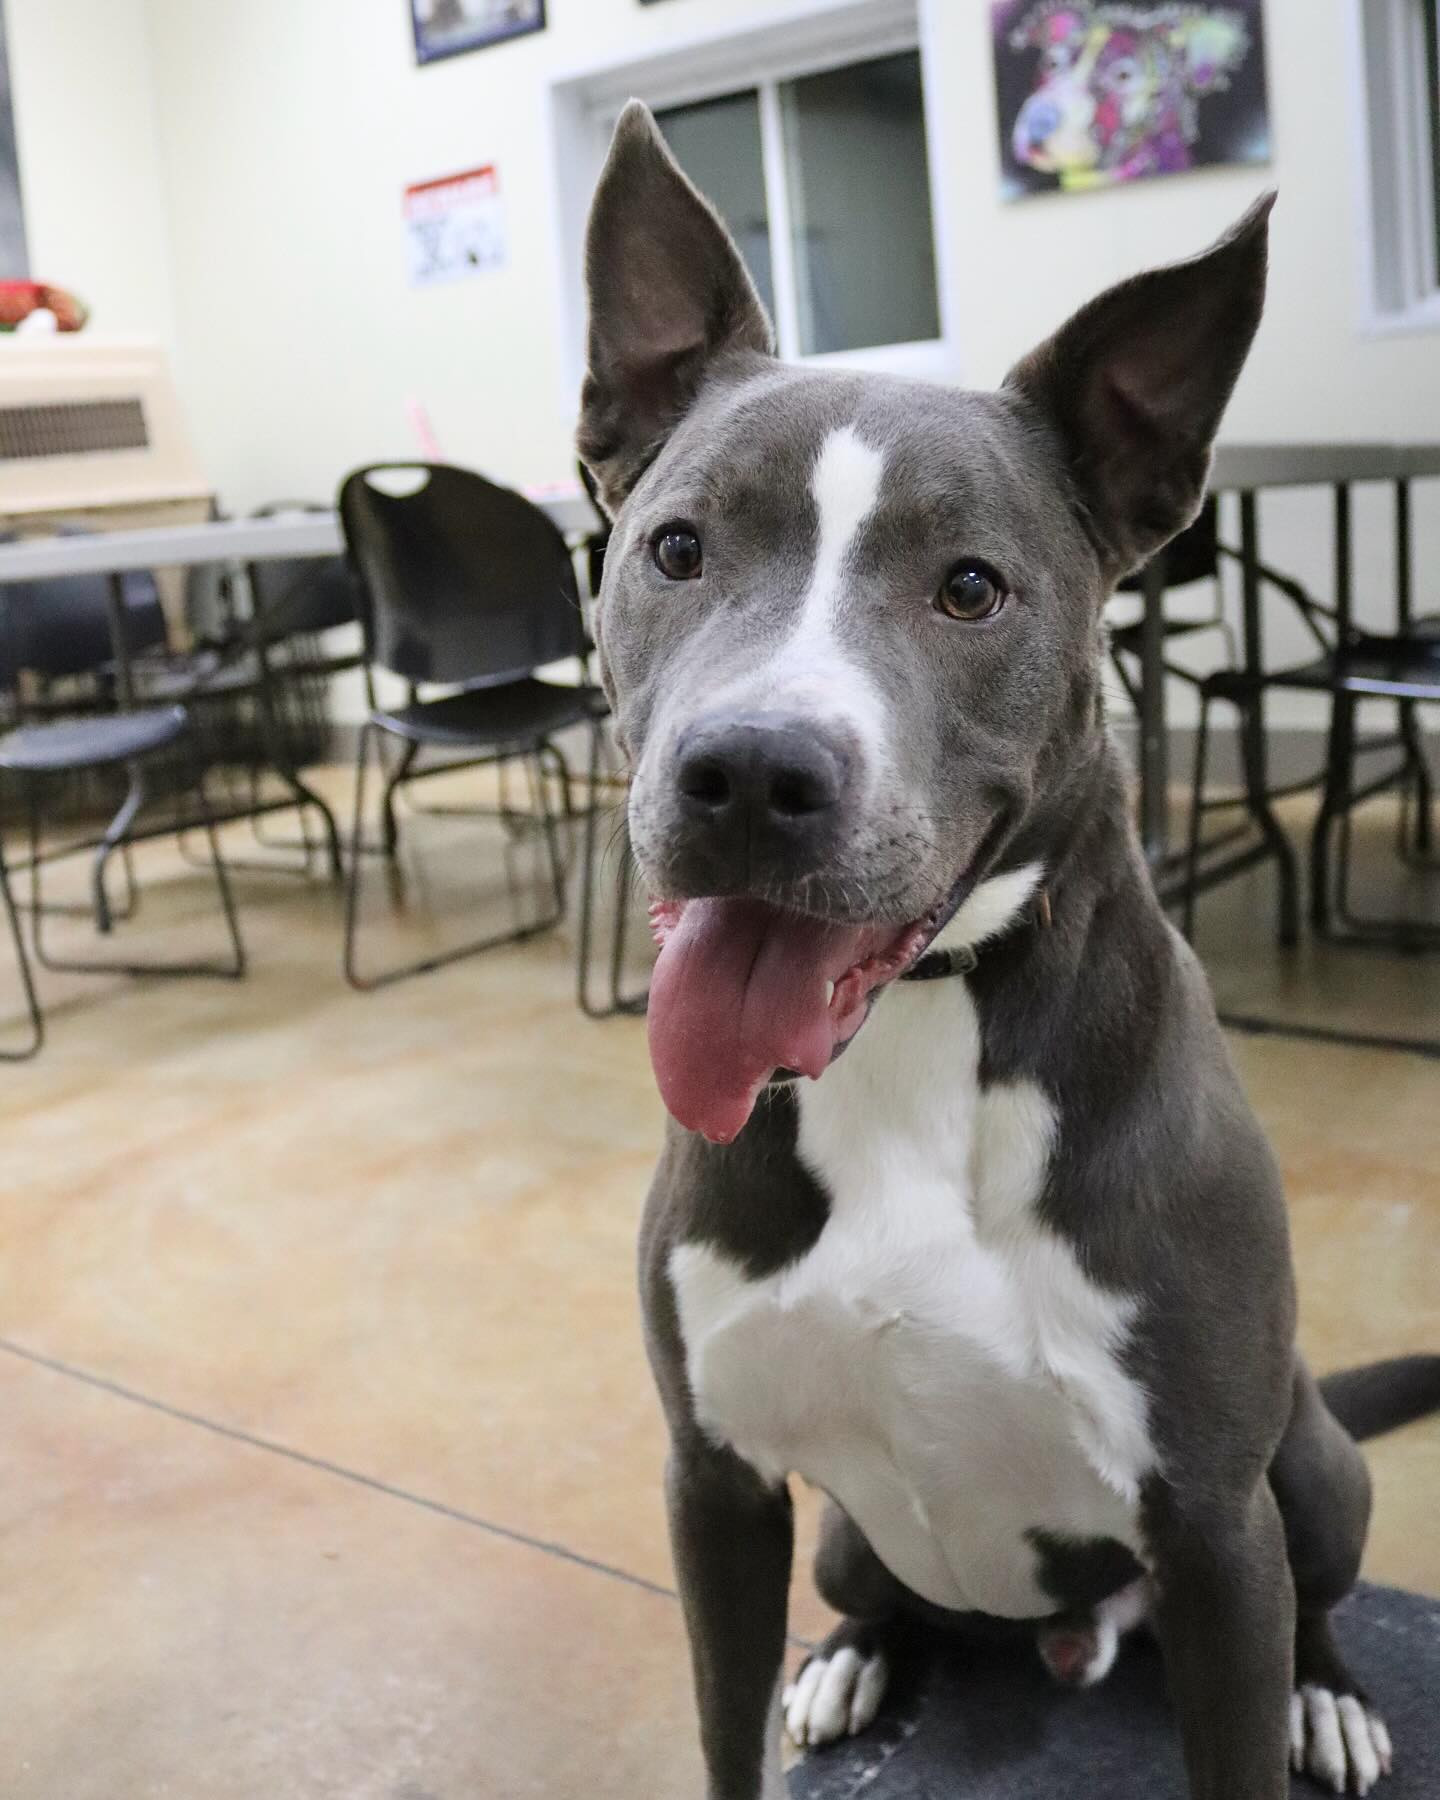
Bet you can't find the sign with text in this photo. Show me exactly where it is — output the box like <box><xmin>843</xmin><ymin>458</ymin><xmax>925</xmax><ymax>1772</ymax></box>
<box><xmin>403</xmin><ymin>164</ymin><xmax>506</xmax><ymax>287</ymax></box>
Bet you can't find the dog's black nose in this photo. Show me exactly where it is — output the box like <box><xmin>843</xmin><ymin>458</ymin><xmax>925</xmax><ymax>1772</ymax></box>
<box><xmin>672</xmin><ymin>715</ymin><xmax>850</xmax><ymax>879</ymax></box>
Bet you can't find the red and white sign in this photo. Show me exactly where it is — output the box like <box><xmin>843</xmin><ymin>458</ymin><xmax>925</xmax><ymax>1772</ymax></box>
<box><xmin>403</xmin><ymin>164</ymin><xmax>506</xmax><ymax>288</ymax></box>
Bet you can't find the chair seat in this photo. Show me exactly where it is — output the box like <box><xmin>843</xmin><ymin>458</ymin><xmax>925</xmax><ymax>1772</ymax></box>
<box><xmin>1353</xmin><ymin>619</ymin><xmax>1440</xmax><ymax>663</ymax></box>
<box><xmin>1109</xmin><ymin>616</ymin><xmax>1226</xmax><ymax>649</ymax></box>
<box><xmin>0</xmin><ymin>705</ymin><xmax>190</xmax><ymax>773</ymax></box>
<box><xmin>1264</xmin><ymin>643</ymin><xmax>1440</xmax><ymax>702</ymax></box>
<box><xmin>134</xmin><ymin>648</ymin><xmax>263</xmax><ymax>701</ymax></box>
<box><xmin>371</xmin><ymin>679</ymin><xmax>602</xmax><ymax>749</ymax></box>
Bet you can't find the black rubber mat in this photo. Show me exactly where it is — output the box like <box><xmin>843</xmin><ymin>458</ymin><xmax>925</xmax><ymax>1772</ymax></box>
<box><xmin>789</xmin><ymin>1585</ymin><xmax>1440</xmax><ymax>1798</ymax></box>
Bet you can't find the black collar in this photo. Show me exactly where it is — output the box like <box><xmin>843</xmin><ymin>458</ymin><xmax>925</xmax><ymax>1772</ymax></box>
<box><xmin>761</xmin><ymin>888</ymin><xmax>1051</xmax><ymax>1093</ymax></box>
<box><xmin>899</xmin><ymin>886</ymin><xmax>1052</xmax><ymax>983</ymax></box>
<box><xmin>901</xmin><ymin>943</ymin><xmax>980</xmax><ymax>981</ymax></box>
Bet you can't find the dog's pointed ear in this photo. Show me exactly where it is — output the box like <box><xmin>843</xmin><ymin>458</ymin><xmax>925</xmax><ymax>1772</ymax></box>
<box><xmin>1005</xmin><ymin>192</ymin><xmax>1274</xmax><ymax>576</ymax></box>
<box><xmin>578</xmin><ymin>100</ymin><xmax>774</xmax><ymax>515</ymax></box>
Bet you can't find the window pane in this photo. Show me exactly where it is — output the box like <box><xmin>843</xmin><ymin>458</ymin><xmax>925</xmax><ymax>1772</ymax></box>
<box><xmin>781</xmin><ymin>52</ymin><xmax>940</xmax><ymax>355</ymax></box>
<box><xmin>655</xmin><ymin>92</ymin><xmax>775</xmax><ymax>322</ymax></box>
<box><xmin>1426</xmin><ymin>0</ymin><xmax>1440</xmax><ymax>286</ymax></box>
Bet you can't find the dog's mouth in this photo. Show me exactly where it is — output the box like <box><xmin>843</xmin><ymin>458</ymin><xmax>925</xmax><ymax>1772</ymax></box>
<box><xmin>643</xmin><ymin>810</ymin><xmax>1012</xmax><ymax>1145</ymax></box>
<box><xmin>645</xmin><ymin>897</ymin><xmax>938</xmax><ymax>1146</ymax></box>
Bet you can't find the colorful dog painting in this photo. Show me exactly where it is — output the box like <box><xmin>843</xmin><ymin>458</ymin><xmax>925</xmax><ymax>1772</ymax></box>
<box><xmin>993</xmin><ymin>2</ymin><xmax>1270</xmax><ymax>199</ymax></box>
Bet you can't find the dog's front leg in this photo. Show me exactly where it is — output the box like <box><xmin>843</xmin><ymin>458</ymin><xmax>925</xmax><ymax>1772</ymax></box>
<box><xmin>1147</xmin><ymin>1479</ymin><xmax>1296</xmax><ymax>1800</ymax></box>
<box><xmin>667</xmin><ymin>1436</ymin><xmax>793</xmax><ymax>1800</ymax></box>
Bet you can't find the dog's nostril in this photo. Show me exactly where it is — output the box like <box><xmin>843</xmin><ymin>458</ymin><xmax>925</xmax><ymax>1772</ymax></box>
<box><xmin>679</xmin><ymin>757</ymin><xmax>732</xmax><ymax>810</ymax></box>
<box><xmin>674</xmin><ymin>718</ymin><xmax>848</xmax><ymax>838</ymax></box>
<box><xmin>769</xmin><ymin>765</ymin><xmax>832</xmax><ymax>819</ymax></box>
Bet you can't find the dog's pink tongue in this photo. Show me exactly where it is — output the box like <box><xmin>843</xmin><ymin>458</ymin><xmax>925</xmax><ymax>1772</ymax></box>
<box><xmin>648</xmin><ymin>898</ymin><xmax>878</xmax><ymax>1145</ymax></box>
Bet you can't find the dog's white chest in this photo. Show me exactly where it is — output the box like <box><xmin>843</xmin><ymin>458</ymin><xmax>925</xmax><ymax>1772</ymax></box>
<box><xmin>669</xmin><ymin>976</ymin><xmax>1154</xmax><ymax>1620</ymax></box>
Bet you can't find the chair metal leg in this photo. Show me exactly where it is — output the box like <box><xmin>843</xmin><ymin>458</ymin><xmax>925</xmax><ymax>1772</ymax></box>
<box><xmin>0</xmin><ymin>836</ymin><xmax>44</xmax><ymax>1060</ymax></box>
<box><xmin>1325</xmin><ymin>710</ymin><xmax>1440</xmax><ymax>951</ymax></box>
<box><xmin>532</xmin><ymin>750</ymin><xmax>568</xmax><ymax>921</ymax></box>
<box><xmin>1236</xmin><ymin>692</ymin><xmax>1300</xmax><ymax>950</ymax></box>
<box><xmin>28</xmin><ymin>746</ymin><xmax>246</xmax><ymax>981</ymax></box>
<box><xmin>542</xmin><ymin>740</ymin><xmax>578</xmax><ymax>827</ymax></box>
<box><xmin>181</xmin><ymin>690</ymin><xmax>342</xmax><ymax>883</ymax></box>
<box><xmin>1108</xmin><ymin>645</ymin><xmax>1142</xmax><ymax>715</ymax></box>
<box><xmin>576</xmin><ymin>715</ymin><xmax>649</xmax><ymax>1020</ymax></box>
<box><xmin>92</xmin><ymin>763</ymin><xmax>148</xmax><ymax>934</ymax></box>
<box><xmin>1182</xmin><ymin>692</ymin><xmax>1212</xmax><ymax>944</ymax></box>
<box><xmin>254</xmin><ymin>673</ymin><xmax>345</xmax><ymax>880</ymax></box>
<box><xmin>341</xmin><ymin>721</ymin><xmax>374</xmax><ymax>990</ymax></box>
<box><xmin>22</xmin><ymin>830</ymin><xmax>141</xmax><ymax>926</ymax></box>
<box><xmin>381</xmin><ymin>739</ymin><xmax>420</xmax><ymax>859</ymax></box>
<box><xmin>1398</xmin><ymin>700</ymin><xmax>1435</xmax><ymax>863</ymax></box>
<box><xmin>192</xmin><ymin>758</ymin><xmax>248</xmax><ymax>980</ymax></box>
<box><xmin>1310</xmin><ymin>691</ymin><xmax>1355</xmax><ymax>940</ymax></box>
<box><xmin>538</xmin><ymin>739</ymin><xmax>579</xmax><ymax>879</ymax></box>
<box><xmin>344</xmin><ymin>724</ymin><xmax>567</xmax><ymax>994</ymax></box>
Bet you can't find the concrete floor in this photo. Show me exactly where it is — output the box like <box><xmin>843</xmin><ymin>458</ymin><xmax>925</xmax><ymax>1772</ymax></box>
<box><xmin>1</xmin><ymin>769</ymin><xmax>1437</xmax><ymax>1798</ymax></box>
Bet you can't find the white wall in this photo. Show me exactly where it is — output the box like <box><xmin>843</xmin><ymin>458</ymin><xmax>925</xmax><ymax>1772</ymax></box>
<box><xmin>140</xmin><ymin>0</ymin><xmax>811</xmax><ymax>513</ymax></box>
<box><xmin>4</xmin><ymin>0</ymin><xmax>176</xmax><ymax>340</ymax></box>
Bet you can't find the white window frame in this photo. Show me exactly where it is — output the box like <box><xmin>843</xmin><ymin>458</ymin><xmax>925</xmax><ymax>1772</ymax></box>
<box><xmin>1351</xmin><ymin>0</ymin><xmax>1440</xmax><ymax>334</ymax></box>
<box><xmin>543</xmin><ymin>0</ymin><xmax>959</xmax><ymax>412</ymax></box>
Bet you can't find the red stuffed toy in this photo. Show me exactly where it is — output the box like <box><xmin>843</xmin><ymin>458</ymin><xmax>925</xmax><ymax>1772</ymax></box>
<box><xmin>0</xmin><ymin>280</ymin><xmax>90</xmax><ymax>333</ymax></box>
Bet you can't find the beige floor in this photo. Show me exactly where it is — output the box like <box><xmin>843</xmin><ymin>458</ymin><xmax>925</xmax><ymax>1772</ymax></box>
<box><xmin>1</xmin><ymin>770</ymin><xmax>1437</xmax><ymax>1799</ymax></box>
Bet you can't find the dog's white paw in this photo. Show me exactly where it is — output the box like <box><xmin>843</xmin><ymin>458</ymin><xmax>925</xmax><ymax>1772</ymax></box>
<box><xmin>1290</xmin><ymin>1685</ymin><xmax>1393</xmax><ymax>1796</ymax></box>
<box><xmin>783</xmin><ymin>1643</ymin><xmax>889</xmax><ymax>1748</ymax></box>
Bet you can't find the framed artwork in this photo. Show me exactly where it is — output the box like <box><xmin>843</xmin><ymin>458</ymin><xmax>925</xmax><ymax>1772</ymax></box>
<box><xmin>992</xmin><ymin>2</ymin><xmax>1271</xmax><ymax>201</ymax></box>
<box><xmin>411</xmin><ymin>0</ymin><xmax>545</xmax><ymax>67</ymax></box>
<box><xmin>1</xmin><ymin>0</ymin><xmax>26</xmax><ymax>276</ymax></box>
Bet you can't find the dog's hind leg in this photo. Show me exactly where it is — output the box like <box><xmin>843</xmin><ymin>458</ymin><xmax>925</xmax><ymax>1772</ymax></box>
<box><xmin>1270</xmin><ymin>1358</ymin><xmax>1392</xmax><ymax>1795</ymax></box>
<box><xmin>785</xmin><ymin>1501</ymin><xmax>913</xmax><ymax>1748</ymax></box>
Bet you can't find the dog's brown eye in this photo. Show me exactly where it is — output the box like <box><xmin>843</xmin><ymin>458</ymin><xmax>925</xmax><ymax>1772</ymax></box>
<box><xmin>937</xmin><ymin>560</ymin><xmax>1007</xmax><ymax>622</ymax></box>
<box><xmin>653</xmin><ymin>526</ymin><xmax>703</xmax><ymax>581</ymax></box>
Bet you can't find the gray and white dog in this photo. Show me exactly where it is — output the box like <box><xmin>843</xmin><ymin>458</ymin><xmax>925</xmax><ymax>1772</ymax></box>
<box><xmin>578</xmin><ymin>103</ymin><xmax>1440</xmax><ymax>1800</ymax></box>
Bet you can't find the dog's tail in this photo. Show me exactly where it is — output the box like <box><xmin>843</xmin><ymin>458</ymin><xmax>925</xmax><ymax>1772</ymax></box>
<box><xmin>1320</xmin><ymin>1355</ymin><xmax>1440</xmax><ymax>1442</ymax></box>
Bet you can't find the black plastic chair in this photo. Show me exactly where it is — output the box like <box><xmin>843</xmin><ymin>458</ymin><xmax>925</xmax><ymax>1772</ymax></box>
<box><xmin>0</xmin><ymin>529</ymin><xmax>167</xmax><ymax>714</ymax></box>
<box><xmin>576</xmin><ymin>458</ymin><xmax>612</xmax><ymax>607</ymax></box>
<box><xmin>570</xmin><ymin>461</ymin><xmax>652</xmax><ymax>1020</ymax></box>
<box><xmin>0</xmin><ymin>832</ymin><xmax>42</xmax><ymax>1060</ymax></box>
<box><xmin>1109</xmin><ymin>498</ymin><xmax>1233</xmax><ymax>679</ymax></box>
<box><xmin>337</xmin><ymin>462</ymin><xmax>602</xmax><ymax>990</ymax></box>
<box><xmin>0</xmin><ymin>705</ymin><xmax>246</xmax><ymax>1057</ymax></box>
<box><xmin>1235</xmin><ymin>480</ymin><xmax>1439</xmax><ymax>949</ymax></box>
<box><xmin>1108</xmin><ymin>501</ymin><xmax>1318</xmax><ymax>942</ymax></box>
<box><xmin>0</xmin><ymin>533</ymin><xmax>173</xmax><ymax>927</ymax></box>
<box><xmin>1266</xmin><ymin>636</ymin><xmax>1439</xmax><ymax>947</ymax></box>
<box><xmin>131</xmin><ymin>504</ymin><xmax>361</xmax><ymax>880</ymax></box>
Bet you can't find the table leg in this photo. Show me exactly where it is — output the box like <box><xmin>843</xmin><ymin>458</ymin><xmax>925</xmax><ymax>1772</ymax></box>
<box><xmin>1393</xmin><ymin>478</ymin><xmax>1433</xmax><ymax>856</ymax></box>
<box><xmin>1237</xmin><ymin>491</ymin><xmax>1300</xmax><ymax>946</ymax></box>
<box><xmin>1137</xmin><ymin>550</ymin><xmax>1169</xmax><ymax>865</ymax></box>
<box><xmin>105</xmin><ymin>571</ymin><xmax>136</xmax><ymax>709</ymax></box>
<box><xmin>1308</xmin><ymin>483</ymin><xmax>1353</xmax><ymax>937</ymax></box>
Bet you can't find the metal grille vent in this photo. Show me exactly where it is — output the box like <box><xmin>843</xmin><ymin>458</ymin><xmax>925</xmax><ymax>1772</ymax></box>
<box><xmin>0</xmin><ymin>399</ymin><xmax>150</xmax><ymax>462</ymax></box>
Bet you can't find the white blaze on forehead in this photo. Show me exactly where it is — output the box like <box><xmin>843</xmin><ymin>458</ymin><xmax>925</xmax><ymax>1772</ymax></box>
<box><xmin>663</xmin><ymin>422</ymin><xmax>893</xmax><ymax>790</ymax></box>
<box><xmin>804</xmin><ymin>425</ymin><xmax>886</xmax><ymax>620</ymax></box>
<box><xmin>735</xmin><ymin>423</ymin><xmax>891</xmax><ymax>778</ymax></box>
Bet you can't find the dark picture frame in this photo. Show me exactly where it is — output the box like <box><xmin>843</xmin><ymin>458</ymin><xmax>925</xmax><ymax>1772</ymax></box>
<box><xmin>411</xmin><ymin>0</ymin><xmax>545</xmax><ymax>67</ymax></box>
<box><xmin>1</xmin><ymin>0</ymin><xmax>27</xmax><ymax>276</ymax></box>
